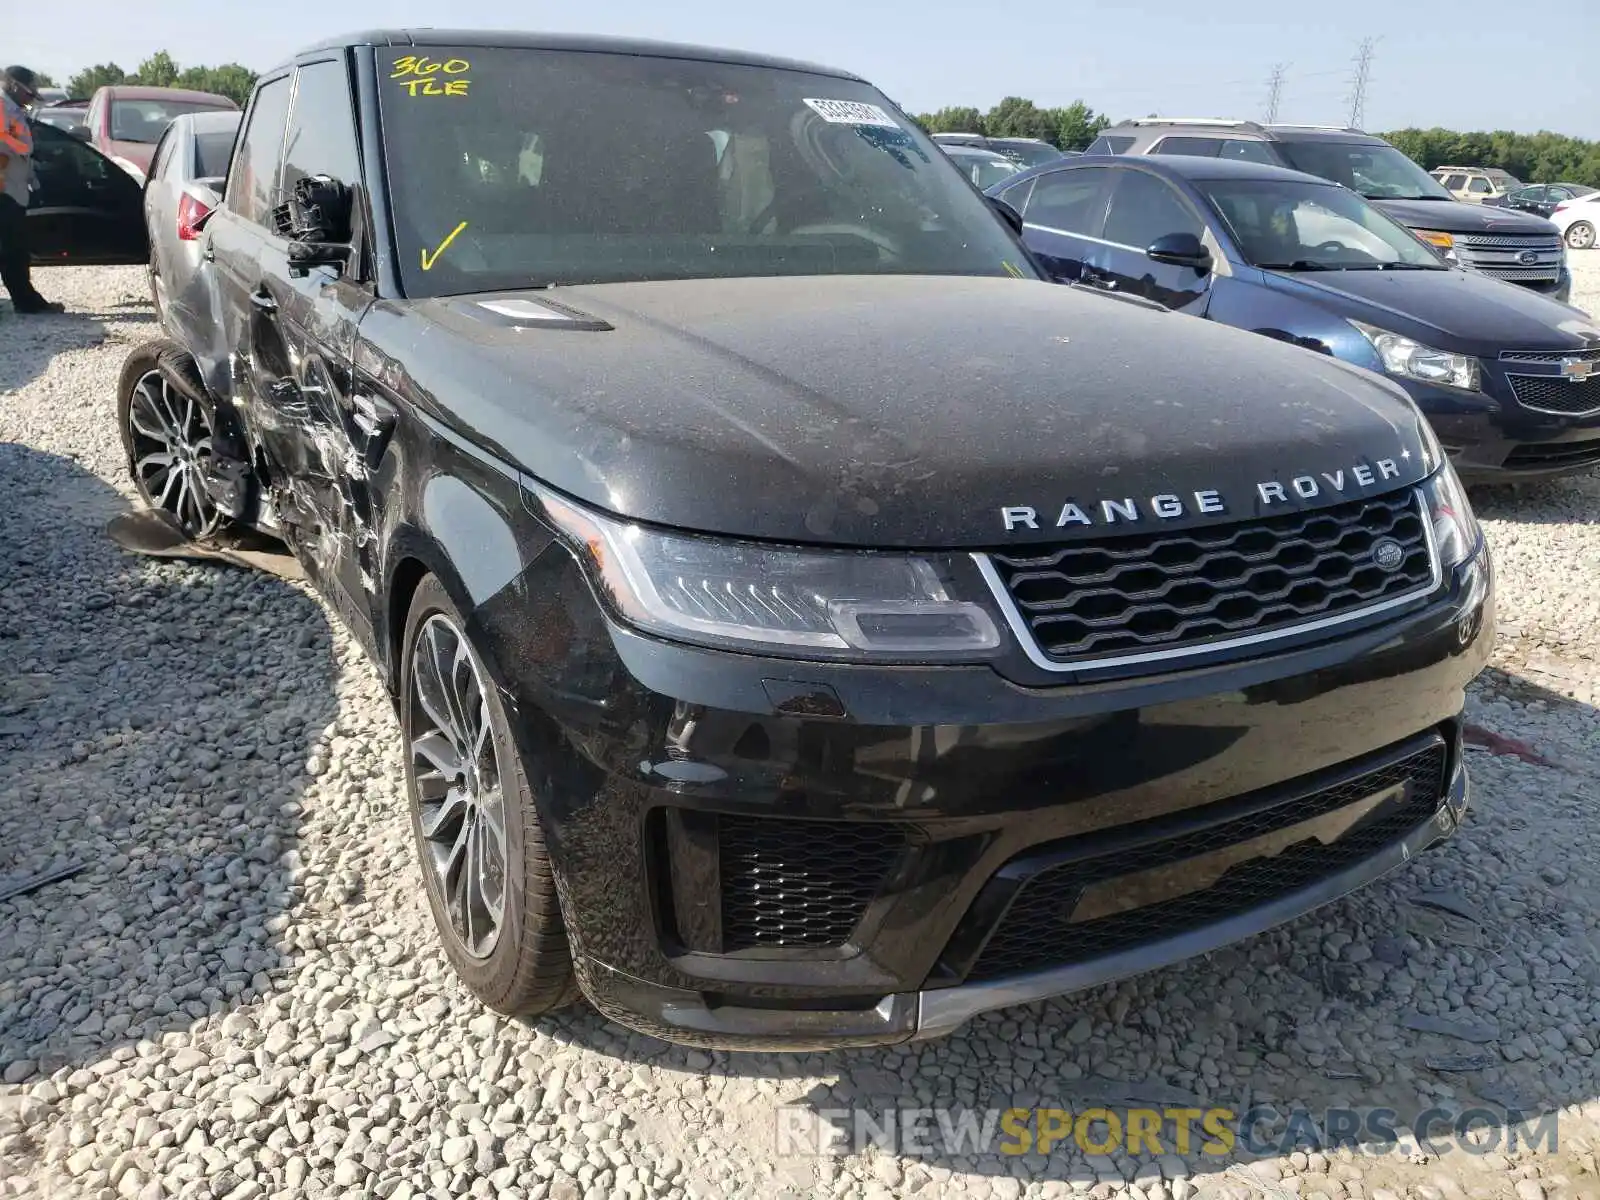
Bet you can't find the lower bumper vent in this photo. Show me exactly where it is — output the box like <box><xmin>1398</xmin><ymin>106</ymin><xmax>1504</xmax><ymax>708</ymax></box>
<box><xmin>960</xmin><ymin>741</ymin><xmax>1449</xmax><ymax>983</ymax></box>
<box><xmin>718</xmin><ymin>816</ymin><xmax>905</xmax><ymax>951</ymax></box>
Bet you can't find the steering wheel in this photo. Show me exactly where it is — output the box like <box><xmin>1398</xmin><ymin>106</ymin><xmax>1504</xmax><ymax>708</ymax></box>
<box><xmin>1315</xmin><ymin>241</ymin><xmax>1351</xmax><ymax>256</ymax></box>
<box><xmin>787</xmin><ymin>223</ymin><xmax>901</xmax><ymax>256</ymax></box>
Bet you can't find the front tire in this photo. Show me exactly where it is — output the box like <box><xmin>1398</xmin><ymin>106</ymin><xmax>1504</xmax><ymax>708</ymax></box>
<box><xmin>400</xmin><ymin>575</ymin><xmax>577</xmax><ymax>1016</ymax></box>
<box><xmin>1566</xmin><ymin>221</ymin><xmax>1595</xmax><ymax>250</ymax></box>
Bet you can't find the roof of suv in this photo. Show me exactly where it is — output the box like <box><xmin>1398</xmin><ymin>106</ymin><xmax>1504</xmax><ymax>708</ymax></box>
<box><xmin>291</xmin><ymin>29</ymin><xmax>862</xmax><ymax>83</ymax></box>
<box><xmin>1101</xmin><ymin>119</ymin><xmax>1388</xmax><ymax>146</ymax></box>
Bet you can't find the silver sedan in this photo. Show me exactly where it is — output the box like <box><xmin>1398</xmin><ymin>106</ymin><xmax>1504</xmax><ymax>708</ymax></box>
<box><xmin>144</xmin><ymin>110</ymin><xmax>240</xmax><ymax>342</ymax></box>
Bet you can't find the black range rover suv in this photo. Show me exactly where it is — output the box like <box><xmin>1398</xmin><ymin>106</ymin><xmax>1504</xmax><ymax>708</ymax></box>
<box><xmin>123</xmin><ymin>30</ymin><xmax>1493</xmax><ymax>1049</ymax></box>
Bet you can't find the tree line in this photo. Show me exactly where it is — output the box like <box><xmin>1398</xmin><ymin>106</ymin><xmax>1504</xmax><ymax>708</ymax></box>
<box><xmin>1382</xmin><ymin>128</ymin><xmax>1600</xmax><ymax>190</ymax></box>
<box><xmin>43</xmin><ymin>52</ymin><xmax>257</xmax><ymax>107</ymax></box>
<box><xmin>914</xmin><ymin>98</ymin><xmax>1112</xmax><ymax>150</ymax></box>
<box><xmin>913</xmin><ymin>95</ymin><xmax>1600</xmax><ymax>188</ymax></box>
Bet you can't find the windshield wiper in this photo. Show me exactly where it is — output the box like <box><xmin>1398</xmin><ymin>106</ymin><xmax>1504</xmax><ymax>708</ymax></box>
<box><xmin>1373</xmin><ymin>261</ymin><xmax>1441</xmax><ymax>270</ymax></box>
<box><xmin>1255</xmin><ymin>260</ymin><xmax>1336</xmax><ymax>271</ymax></box>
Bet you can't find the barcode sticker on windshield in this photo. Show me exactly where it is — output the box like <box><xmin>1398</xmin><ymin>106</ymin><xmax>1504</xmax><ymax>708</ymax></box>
<box><xmin>803</xmin><ymin>98</ymin><xmax>900</xmax><ymax>128</ymax></box>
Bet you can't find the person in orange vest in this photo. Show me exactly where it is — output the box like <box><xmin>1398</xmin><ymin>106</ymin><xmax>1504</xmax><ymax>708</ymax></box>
<box><xmin>0</xmin><ymin>66</ymin><xmax>63</xmax><ymax>314</ymax></box>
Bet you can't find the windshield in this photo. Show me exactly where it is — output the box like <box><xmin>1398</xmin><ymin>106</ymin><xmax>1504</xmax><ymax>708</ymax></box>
<box><xmin>949</xmin><ymin>151</ymin><xmax>1021</xmax><ymax>190</ymax></box>
<box><xmin>111</xmin><ymin>98</ymin><xmax>234</xmax><ymax>144</ymax></box>
<box><xmin>1275</xmin><ymin>141</ymin><xmax>1453</xmax><ymax>201</ymax></box>
<box><xmin>377</xmin><ymin>48</ymin><xmax>1032</xmax><ymax>296</ymax></box>
<box><xmin>1200</xmin><ymin>178</ymin><xmax>1447</xmax><ymax>271</ymax></box>
<box><xmin>993</xmin><ymin>141</ymin><xmax>1063</xmax><ymax>168</ymax></box>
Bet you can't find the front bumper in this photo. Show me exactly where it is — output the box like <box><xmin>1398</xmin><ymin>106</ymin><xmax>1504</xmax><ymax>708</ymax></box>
<box><xmin>589</xmin><ymin>754</ymin><xmax>1468</xmax><ymax>1049</ymax></box>
<box><xmin>1398</xmin><ymin>375</ymin><xmax>1600</xmax><ymax>481</ymax></box>
<box><xmin>470</xmin><ymin>542</ymin><xmax>1493</xmax><ymax>1050</ymax></box>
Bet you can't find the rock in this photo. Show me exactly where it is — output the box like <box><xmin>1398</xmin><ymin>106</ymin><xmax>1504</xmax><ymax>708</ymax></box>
<box><xmin>1400</xmin><ymin>1013</ymin><xmax>1500</xmax><ymax>1044</ymax></box>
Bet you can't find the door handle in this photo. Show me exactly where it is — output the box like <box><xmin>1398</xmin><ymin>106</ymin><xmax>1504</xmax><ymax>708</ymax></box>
<box><xmin>250</xmin><ymin>288</ymin><xmax>278</xmax><ymax>314</ymax></box>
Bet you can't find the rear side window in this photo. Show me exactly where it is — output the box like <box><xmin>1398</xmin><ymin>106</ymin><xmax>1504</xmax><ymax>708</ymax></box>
<box><xmin>149</xmin><ymin>128</ymin><xmax>176</xmax><ymax>181</ymax></box>
<box><xmin>1442</xmin><ymin>174</ymin><xmax>1467</xmax><ymax>191</ymax></box>
<box><xmin>1217</xmin><ymin>139</ymin><xmax>1278</xmax><ymax>164</ymax></box>
<box><xmin>282</xmin><ymin>59</ymin><xmax>362</xmax><ymax>193</ymax></box>
<box><xmin>228</xmin><ymin>77</ymin><xmax>292</xmax><ymax>226</ymax></box>
<box><xmin>1024</xmin><ymin>167</ymin><xmax>1112</xmax><ymax>236</ymax></box>
<box><xmin>1103</xmin><ymin>169</ymin><xmax>1203</xmax><ymax>248</ymax></box>
<box><xmin>1092</xmin><ymin>135</ymin><xmax>1135</xmax><ymax>154</ymax></box>
<box><xmin>194</xmin><ymin>130</ymin><xmax>236</xmax><ymax>180</ymax></box>
<box><xmin>1153</xmin><ymin>136</ymin><xmax>1221</xmax><ymax>156</ymax></box>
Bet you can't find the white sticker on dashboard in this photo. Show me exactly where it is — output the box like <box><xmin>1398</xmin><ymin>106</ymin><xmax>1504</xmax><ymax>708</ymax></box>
<box><xmin>803</xmin><ymin>98</ymin><xmax>900</xmax><ymax>128</ymax></box>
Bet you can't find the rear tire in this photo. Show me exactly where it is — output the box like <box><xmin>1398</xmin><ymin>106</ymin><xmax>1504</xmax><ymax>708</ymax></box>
<box><xmin>116</xmin><ymin>341</ymin><xmax>224</xmax><ymax>538</ymax></box>
<box><xmin>1566</xmin><ymin>221</ymin><xmax>1595</xmax><ymax>250</ymax></box>
<box><xmin>400</xmin><ymin>574</ymin><xmax>578</xmax><ymax>1016</ymax></box>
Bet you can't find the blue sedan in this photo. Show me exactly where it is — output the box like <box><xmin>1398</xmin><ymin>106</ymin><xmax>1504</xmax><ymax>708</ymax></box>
<box><xmin>989</xmin><ymin>154</ymin><xmax>1600</xmax><ymax>480</ymax></box>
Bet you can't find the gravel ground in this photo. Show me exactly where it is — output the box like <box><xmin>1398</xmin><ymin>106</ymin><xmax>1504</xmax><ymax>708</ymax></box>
<box><xmin>2</xmin><ymin>260</ymin><xmax>1600</xmax><ymax>1200</ymax></box>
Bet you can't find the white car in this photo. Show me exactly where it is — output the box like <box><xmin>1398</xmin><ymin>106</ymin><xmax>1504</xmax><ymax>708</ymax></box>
<box><xmin>1552</xmin><ymin>192</ymin><xmax>1600</xmax><ymax>250</ymax></box>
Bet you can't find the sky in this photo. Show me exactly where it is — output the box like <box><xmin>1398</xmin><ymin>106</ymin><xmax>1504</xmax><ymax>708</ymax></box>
<box><xmin>13</xmin><ymin>0</ymin><xmax>1600</xmax><ymax>139</ymax></box>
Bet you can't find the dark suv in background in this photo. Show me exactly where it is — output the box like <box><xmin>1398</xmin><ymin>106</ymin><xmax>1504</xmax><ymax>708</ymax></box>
<box><xmin>1088</xmin><ymin>120</ymin><xmax>1571</xmax><ymax>303</ymax></box>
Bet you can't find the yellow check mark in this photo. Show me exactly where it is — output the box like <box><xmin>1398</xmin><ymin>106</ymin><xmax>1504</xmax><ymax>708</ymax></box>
<box><xmin>420</xmin><ymin>221</ymin><xmax>469</xmax><ymax>271</ymax></box>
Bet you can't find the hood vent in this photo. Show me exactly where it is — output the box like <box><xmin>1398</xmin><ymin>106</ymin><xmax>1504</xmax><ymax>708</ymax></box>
<box><xmin>467</xmin><ymin>295</ymin><xmax>613</xmax><ymax>332</ymax></box>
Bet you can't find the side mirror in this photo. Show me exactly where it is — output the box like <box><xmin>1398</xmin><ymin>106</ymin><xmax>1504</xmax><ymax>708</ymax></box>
<box><xmin>1146</xmin><ymin>231</ymin><xmax>1212</xmax><ymax>273</ymax></box>
<box><xmin>987</xmin><ymin>195</ymin><xmax>1025</xmax><ymax>237</ymax></box>
<box><xmin>272</xmin><ymin>174</ymin><xmax>353</xmax><ymax>243</ymax></box>
<box><xmin>69</xmin><ymin>126</ymin><xmax>91</xmax><ymax>141</ymax></box>
<box><xmin>271</xmin><ymin>174</ymin><xmax>355</xmax><ymax>275</ymax></box>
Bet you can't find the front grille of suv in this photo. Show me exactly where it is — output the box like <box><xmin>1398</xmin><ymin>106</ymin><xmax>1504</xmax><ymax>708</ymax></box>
<box><xmin>1453</xmin><ymin>232</ymin><xmax>1564</xmax><ymax>286</ymax></box>
<box><xmin>958</xmin><ymin>740</ymin><xmax>1449</xmax><ymax>983</ymax></box>
<box><xmin>985</xmin><ymin>489</ymin><xmax>1435</xmax><ymax>667</ymax></box>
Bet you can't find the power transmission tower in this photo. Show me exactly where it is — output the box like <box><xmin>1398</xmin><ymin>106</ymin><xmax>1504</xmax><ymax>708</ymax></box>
<box><xmin>1347</xmin><ymin>38</ymin><xmax>1377</xmax><ymax>129</ymax></box>
<box><xmin>1263</xmin><ymin>63</ymin><xmax>1287</xmax><ymax>123</ymax></box>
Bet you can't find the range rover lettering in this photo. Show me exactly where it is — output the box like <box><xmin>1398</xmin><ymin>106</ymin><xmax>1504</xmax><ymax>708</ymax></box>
<box><xmin>118</xmin><ymin>30</ymin><xmax>1492</xmax><ymax>1049</ymax></box>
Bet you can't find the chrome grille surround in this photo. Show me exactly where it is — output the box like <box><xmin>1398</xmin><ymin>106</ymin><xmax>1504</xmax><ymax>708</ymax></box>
<box><xmin>976</xmin><ymin>488</ymin><xmax>1441</xmax><ymax>675</ymax></box>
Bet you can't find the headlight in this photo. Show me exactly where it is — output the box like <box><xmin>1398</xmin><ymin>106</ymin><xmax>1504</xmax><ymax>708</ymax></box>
<box><xmin>1413</xmin><ymin>229</ymin><xmax>1459</xmax><ymax>264</ymax></box>
<box><xmin>1420</xmin><ymin>462</ymin><xmax>1481</xmax><ymax>568</ymax></box>
<box><xmin>1350</xmin><ymin>321</ymin><xmax>1481</xmax><ymax>391</ymax></box>
<box><xmin>533</xmin><ymin>486</ymin><xmax>1002</xmax><ymax>660</ymax></box>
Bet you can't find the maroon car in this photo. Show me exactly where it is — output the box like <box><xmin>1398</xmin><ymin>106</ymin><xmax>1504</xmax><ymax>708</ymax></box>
<box><xmin>83</xmin><ymin>85</ymin><xmax>239</xmax><ymax>178</ymax></box>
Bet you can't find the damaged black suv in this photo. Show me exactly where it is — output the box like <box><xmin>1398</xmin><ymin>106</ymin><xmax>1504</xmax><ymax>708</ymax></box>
<box><xmin>121</xmin><ymin>30</ymin><xmax>1493</xmax><ymax>1049</ymax></box>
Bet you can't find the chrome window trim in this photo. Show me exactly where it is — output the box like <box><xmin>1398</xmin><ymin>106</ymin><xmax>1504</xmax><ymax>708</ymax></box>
<box><xmin>974</xmin><ymin>489</ymin><xmax>1442</xmax><ymax>675</ymax></box>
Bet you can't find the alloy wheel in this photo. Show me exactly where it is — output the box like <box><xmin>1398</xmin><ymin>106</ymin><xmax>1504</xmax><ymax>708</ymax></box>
<box><xmin>1567</xmin><ymin>222</ymin><xmax>1595</xmax><ymax>250</ymax></box>
<box><xmin>408</xmin><ymin>614</ymin><xmax>510</xmax><ymax>960</ymax></box>
<box><xmin>125</xmin><ymin>368</ymin><xmax>221</xmax><ymax>537</ymax></box>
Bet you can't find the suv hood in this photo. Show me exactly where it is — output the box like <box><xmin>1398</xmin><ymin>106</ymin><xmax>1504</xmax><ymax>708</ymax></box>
<box><xmin>366</xmin><ymin>275</ymin><xmax>1436</xmax><ymax>548</ymax></box>
<box><xmin>1262</xmin><ymin>267</ymin><xmax>1600</xmax><ymax>352</ymax></box>
<box><xmin>1369</xmin><ymin>197</ymin><xmax>1557</xmax><ymax>235</ymax></box>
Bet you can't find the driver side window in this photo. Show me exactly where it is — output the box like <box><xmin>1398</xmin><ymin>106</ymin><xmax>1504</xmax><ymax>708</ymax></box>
<box><xmin>1103</xmin><ymin>170</ymin><xmax>1202</xmax><ymax>249</ymax></box>
<box><xmin>30</xmin><ymin>121</ymin><xmax>115</xmax><ymax>207</ymax></box>
<box><xmin>227</xmin><ymin>76</ymin><xmax>292</xmax><ymax>228</ymax></box>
